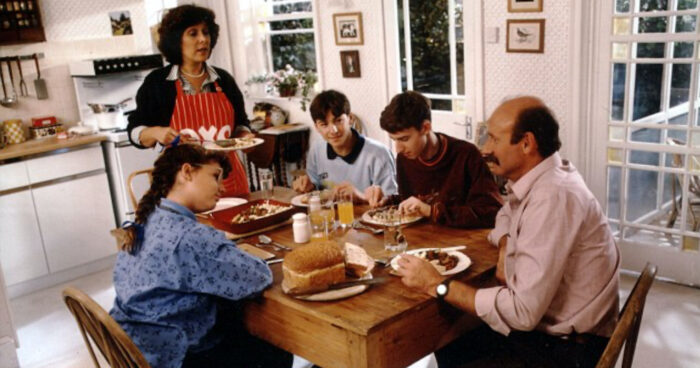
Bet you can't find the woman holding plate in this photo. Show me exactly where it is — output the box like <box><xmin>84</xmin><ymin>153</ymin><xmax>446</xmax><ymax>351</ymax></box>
<box><xmin>127</xmin><ymin>4</ymin><xmax>253</xmax><ymax>196</ymax></box>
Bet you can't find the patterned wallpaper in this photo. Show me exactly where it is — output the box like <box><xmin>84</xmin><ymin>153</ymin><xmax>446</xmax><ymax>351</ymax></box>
<box><xmin>482</xmin><ymin>0</ymin><xmax>575</xmax><ymax>159</ymax></box>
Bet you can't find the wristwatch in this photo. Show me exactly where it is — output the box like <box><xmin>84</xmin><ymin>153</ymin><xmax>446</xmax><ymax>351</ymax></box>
<box><xmin>436</xmin><ymin>280</ymin><xmax>450</xmax><ymax>300</ymax></box>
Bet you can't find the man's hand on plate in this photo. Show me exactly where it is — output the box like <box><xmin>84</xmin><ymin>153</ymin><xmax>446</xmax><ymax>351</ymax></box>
<box><xmin>396</xmin><ymin>254</ymin><xmax>445</xmax><ymax>297</ymax></box>
<box><xmin>333</xmin><ymin>182</ymin><xmax>364</xmax><ymax>203</ymax></box>
<box><xmin>364</xmin><ymin>185</ymin><xmax>387</xmax><ymax>208</ymax></box>
<box><xmin>292</xmin><ymin>174</ymin><xmax>315</xmax><ymax>193</ymax></box>
<box><xmin>398</xmin><ymin>196</ymin><xmax>431</xmax><ymax>218</ymax></box>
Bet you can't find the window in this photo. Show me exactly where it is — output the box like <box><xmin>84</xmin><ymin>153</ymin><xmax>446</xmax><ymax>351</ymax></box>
<box><xmin>395</xmin><ymin>0</ymin><xmax>466</xmax><ymax>111</ymax></box>
<box><xmin>256</xmin><ymin>0</ymin><xmax>317</xmax><ymax>73</ymax></box>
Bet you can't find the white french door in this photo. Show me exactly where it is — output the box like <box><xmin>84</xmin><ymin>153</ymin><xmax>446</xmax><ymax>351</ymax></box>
<box><xmin>591</xmin><ymin>0</ymin><xmax>700</xmax><ymax>285</ymax></box>
<box><xmin>382</xmin><ymin>0</ymin><xmax>483</xmax><ymax>142</ymax></box>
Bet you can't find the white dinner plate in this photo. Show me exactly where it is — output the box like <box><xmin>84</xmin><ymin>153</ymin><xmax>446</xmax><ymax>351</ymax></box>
<box><xmin>361</xmin><ymin>208</ymin><xmax>423</xmax><ymax>227</ymax></box>
<box><xmin>283</xmin><ymin>273</ymin><xmax>373</xmax><ymax>302</ymax></box>
<box><xmin>291</xmin><ymin>194</ymin><xmax>310</xmax><ymax>207</ymax></box>
<box><xmin>200</xmin><ymin>197</ymin><xmax>247</xmax><ymax>215</ymax></box>
<box><xmin>202</xmin><ymin>137</ymin><xmax>264</xmax><ymax>151</ymax></box>
<box><xmin>390</xmin><ymin>248</ymin><xmax>471</xmax><ymax>276</ymax></box>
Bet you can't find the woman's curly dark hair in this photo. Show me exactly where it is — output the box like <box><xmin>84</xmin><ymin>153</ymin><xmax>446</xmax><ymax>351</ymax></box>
<box><xmin>157</xmin><ymin>4</ymin><xmax>220</xmax><ymax>65</ymax></box>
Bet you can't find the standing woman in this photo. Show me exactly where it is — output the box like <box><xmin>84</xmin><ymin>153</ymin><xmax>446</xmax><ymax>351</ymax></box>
<box><xmin>127</xmin><ymin>4</ymin><xmax>252</xmax><ymax>196</ymax></box>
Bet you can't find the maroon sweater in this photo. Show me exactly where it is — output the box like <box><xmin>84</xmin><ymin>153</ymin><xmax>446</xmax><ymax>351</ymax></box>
<box><xmin>393</xmin><ymin>133</ymin><xmax>503</xmax><ymax>228</ymax></box>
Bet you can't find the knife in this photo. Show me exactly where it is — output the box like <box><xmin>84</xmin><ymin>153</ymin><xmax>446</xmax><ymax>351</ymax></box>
<box><xmin>287</xmin><ymin>277</ymin><xmax>388</xmax><ymax>296</ymax></box>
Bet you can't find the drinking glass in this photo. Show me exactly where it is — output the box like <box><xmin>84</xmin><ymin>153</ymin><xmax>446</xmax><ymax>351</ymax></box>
<box><xmin>384</xmin><ymin>212</ymin><xmax>407</xmax><ymax>255</ymax></box>
<box><xmin>309</xmin><ymin>210</ymin><xmax>329</xmax><ymax>242</ymax></box>
<box><xmin>337</xmin><ymin>192</ymin><xmax>354</xmax><ymax>227</ymax></box>
<box><xmin>258</xmin><ymin>168</ymin><xmax>274</xmax><ymax>198</ymax></box>
<box><xmin>319</xmin><ymin>189</ymin><xmax>336</xmax><ymax>233</ymax></box>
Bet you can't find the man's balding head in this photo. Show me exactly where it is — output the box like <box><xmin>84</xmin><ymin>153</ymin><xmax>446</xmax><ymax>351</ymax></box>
<box><xmin>491</xmin><ymin>96</ymin><xmax>561</xmax><ymax>159</ymax></box>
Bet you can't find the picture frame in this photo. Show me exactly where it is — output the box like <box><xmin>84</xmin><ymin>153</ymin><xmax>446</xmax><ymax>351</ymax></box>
<box><xmin>508</xmin><ymin>0</ymin><xmax>543</xmax><ymax>13</ymax></box>
<box><xmin>506</xmin><ymin>19</ymin><xmax>545</xmax><ymax>53</ymax></box>
<box><xmin>333</xmin><ymin>12</ymin><xmax>363</xmax><ymax>46</ymax></box>
<box><xmin>340</xmin><ymin>50</ymin><xmax>361</xmax><ymax>78</ymax></box>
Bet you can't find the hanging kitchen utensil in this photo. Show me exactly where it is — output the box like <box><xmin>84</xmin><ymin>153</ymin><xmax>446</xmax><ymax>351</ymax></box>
<box><xmin>0</xmin><ymin>61</ymin><xmax>17</xmax><ymax>107</ymax></box>
<box><xmin>33</xmin><ymin>53</ymin><xmax>48</xmax><ymax>100</ymax></box>
<box><xmin>16</xmin><ymin>56</ymin><xmax>28</xmax><ymax>97</ymax></box>
<box><xmin>6</xmin><ymin>60</ymin><xmax>18</xmax><ymax>102</ymax></box>
<box><xmin>0</xmin><ymin>60</ymin><xmax>6</xmax><ymax>102</ymax></box>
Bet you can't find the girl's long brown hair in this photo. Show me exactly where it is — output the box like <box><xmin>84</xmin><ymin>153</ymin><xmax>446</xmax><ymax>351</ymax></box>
<box><xmin>111</xmin><ymin>144</ymin><xmax>231</xmax><ymax>254</ymax></box>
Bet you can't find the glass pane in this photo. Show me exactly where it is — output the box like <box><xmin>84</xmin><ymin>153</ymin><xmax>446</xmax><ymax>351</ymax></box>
<box><xmin>608</xmin><ymin>166</ymin><xmax>621</xmax><ymax>219</ymax></box>
<box><xmin>692</xmin><ymin>131</ymin><xmax>700</xmax><ymax>145</ymax></box>
<box><xmin>639</xmin><ymin>0</ymin><xmax>668</xmax><ymax>11</ymax></box>
<box><xmin>673</xmin><ymin>42</ymin><xmax>694</xmax><ymax>58</ymax></box>
<box><xmin>630</xmin><ymin>150</ymin><xmax>660</xmax><ymax>165</ymax></box>
<box><xmin>669</xmin><ymin>113</ymin><xmax>688</xmax><ymax>125</ymax></box>
<box><xmin>632</xmin><ymin>64</ymin><xmax>663</xmax><ymax>120</ymax></box>
<box><xmin>616</xmin><ymin>0</ymin><xmax>630</xmax><ymax>12</ymax></box>
<box><xmin>667</xmin><ymin>128</ymin><xmax>688</xmax><ymax>143</ymax></box>
<box><xmin>613</xmin><ymin>43</ymin><xmax>629</xmax><ymax>59</ymax></box>
<box><xmin>453</xmin><ymin>99</ymin><xmax>466</xmax><ymax>114</ymax></box>
<box><xmin>623</xmin><ymin>227</ymin><xmax>681</xmax><ymax>247</ymax></box>
<box><xmin>409</xmin><ymin>0</ymin><xmax>451</xmax><ymax>95</ymax></box>
<box><xmin>614</xmin><ymin>17</ymin><xmax>631</xmax><ymax>35</ymax></box>
<box><xmin>431</xmin><ymin>99</ymin><xmax>452</xmax><ymax>111</ymax></box>
<box><xmin>611</xmin><ymin>63</ymin><xmax>626</xmax><ymax>120</ymax></box>
<box><xmin>625</xmin><ymin>168</ymin><xmax>659</xmax><ymax>222</ymax></box>
<box><xmin>662</xmin><ymin>172</ymin><xmax>676</xmax><ymax>211</ymax></box>
<box><xmin>670</xmin><ymin>63</ymin><xmax>692</xmax><ymax>108</ymax></box>
<box><xmin>456</xmin><ymin>0</ymin><xmax>465</xmax><ymax>95</ymax></box>
<box><xmin>270</xmin><ymin>33</ymin><xmax>316</xmax><ymax>71</ymax></box>
<box><xmin>636</xmin><ymin>16</ymin><xmax>667</xmax><ymax>33</ymax></box>
<box><xmin>269</xmin><ymin>19</ymin><xmax>313</xmax><ymax>31</ymax></box>
<box><xmin>631</xmin><ymin>127</ymin><xmax>661</xmax><ymax>143</ymax></box>
<box><xmin>675</xmin><ymin>15</ymin><xmax>697</xmax><ymax>33</ymax></box>
<box><xmin>635</xmin><ymin>42</ymin><xmax>665</xmax><ymax>58</ymax></box>
<box><xmin>397</xmin><ymin>0</ymin><xmax>407</xmax><ymax>91</ymax></box>
<box><xmin>682</xmin><ymin>236</ymin><xmax>699</xmax><ymax>251</ymax></box>
<box><xmin>691</xmin><ymin>155</ymin><xmax>700</xmax><ymax>172</ymax></box>
<box><xmin>665</xmin><ymin>149</ymin><xmax>685</xmax><ymax>167</ymax></box>
<box><xmin>678</xmin><ymin>0</ymin><xmax>698</xmax><ymax>10</ymax></box>
<box><xmin>609</xmin><ymin>126</ymin><xmax>625</xmax><ymax>141</ymax></box>
<box><xmin>457</xmin><ymin>41</ymin><xmax>465</xmax><ymax>95</ymax></box>
<box><xmin>608</xmin><ymin>148</ymin><xmax>625</xmax><ymax>164</ymax></box>
<box><xmin>271</xmin><ymin>1</ymin><xmax>312</xmax><ymax>15</ymax></box>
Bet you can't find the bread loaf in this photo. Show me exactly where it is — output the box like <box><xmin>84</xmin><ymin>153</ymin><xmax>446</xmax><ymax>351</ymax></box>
<box><xmin>282</xmin><ymin>241</ymin><xmax>346</xmax><ymax>294</ymax></box>
<box><xmin>344</xmin><ymin>242</ymin><xmax>374</xmax><ymax>278</ymax></box>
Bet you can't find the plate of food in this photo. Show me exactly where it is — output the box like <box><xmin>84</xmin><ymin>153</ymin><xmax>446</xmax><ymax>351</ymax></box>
<box><xmin>200</xmin><ymin>197</ymin><xmax>247</xmax><ymax>215</ymax></box>
<box><xmin>390</xmin><ymin>248</ymin><xmax>471</xmax><ymax>276</ymax></box>
<box><xmin>281</xmin><ymin>241</ymin><xmax>377</xmax><ymax>301</ymax></box>
<box><xmin>203</xmin><ymin>137</ymin><xmax>264</xmax><ymax>151</ymax></box>
<box><xmin>361</xmin><ymin>206</ymin><xmax>423</xmax><ymax>227</ymax></box>
<box><xmin>207</xmin><ymin>199</ymin><xmax>298</xmax><ymax>234</ymax></box>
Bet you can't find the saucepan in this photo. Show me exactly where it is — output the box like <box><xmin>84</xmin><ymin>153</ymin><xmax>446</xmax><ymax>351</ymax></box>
<box><xmin>87</xmin><ymin>97</ymin><xmax>131</xmax><ymax>130</ymax></box>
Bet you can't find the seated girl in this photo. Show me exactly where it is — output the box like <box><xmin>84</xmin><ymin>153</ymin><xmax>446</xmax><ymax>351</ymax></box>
<box><xmin>110</xmin><ymin>144</ymin><xmax>290</xmax><ymax>368</ymax></box>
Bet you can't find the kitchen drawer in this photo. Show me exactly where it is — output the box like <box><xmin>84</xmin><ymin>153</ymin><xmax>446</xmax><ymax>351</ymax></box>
<box><xmin>26</xmin><ymin>145</ymin><xmax>105</xmax><ymax>184</ymax></box>
<box><xmin>0</xmin><ymin>161</ymin><xmax>29</xmax><ymax>192</ymax></box>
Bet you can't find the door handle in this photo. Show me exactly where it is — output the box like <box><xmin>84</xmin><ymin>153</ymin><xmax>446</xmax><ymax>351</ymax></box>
<box><xmin>453</xmin><ymin>116</ymin><xmax>473</xmax><ymax>139</ymax></box>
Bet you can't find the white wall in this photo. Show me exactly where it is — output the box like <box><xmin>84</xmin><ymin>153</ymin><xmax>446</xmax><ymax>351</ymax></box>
<box><xmin>0</xmin><ymin>0</ymin><xmax>151</xmax><ymax>128</ymax></box>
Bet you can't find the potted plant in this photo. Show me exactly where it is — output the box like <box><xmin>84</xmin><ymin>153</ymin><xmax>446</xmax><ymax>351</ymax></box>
<box><xmin>268</xmin><ymin>65</ymin><xmax>317</xmax><ymax>111</ymax></box>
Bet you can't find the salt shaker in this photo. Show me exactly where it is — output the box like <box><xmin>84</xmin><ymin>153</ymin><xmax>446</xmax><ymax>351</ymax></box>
<box><xmin>292</xmin><ymin>213</ymin><xmax>311</xmax><ymax>244</ymax></box>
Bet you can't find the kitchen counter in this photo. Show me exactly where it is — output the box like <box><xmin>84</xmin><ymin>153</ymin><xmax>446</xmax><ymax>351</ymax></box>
<box><xmin>0</xmin><ymin>134</ymin><xmax>107</xmax><ymax>162</ymax></box>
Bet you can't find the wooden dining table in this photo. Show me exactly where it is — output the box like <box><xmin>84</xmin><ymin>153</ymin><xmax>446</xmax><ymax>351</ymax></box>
<box><xmin>216</xmin><ymin>188</ymin><xmax>499</xmax><ymax>368</ymax></box>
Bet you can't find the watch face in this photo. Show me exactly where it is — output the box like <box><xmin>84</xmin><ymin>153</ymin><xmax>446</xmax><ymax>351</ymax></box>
<box><xmin>436</xmin><ymin>283</ymin><xmax>448</xmax><ymax>297</ymax></box>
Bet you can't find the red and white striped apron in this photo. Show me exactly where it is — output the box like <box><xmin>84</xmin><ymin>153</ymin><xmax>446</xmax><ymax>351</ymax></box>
<box><xmin>170</xmin><ymin>79</ymin><xmax>249</xmax><ymax>196</ymax></box>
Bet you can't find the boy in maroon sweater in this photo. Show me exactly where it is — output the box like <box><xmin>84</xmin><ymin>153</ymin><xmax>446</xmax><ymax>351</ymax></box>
<box><xmin>365</xmin><ymin>91</ymin><xmax>502</xmax><ymax>228</ymax></box>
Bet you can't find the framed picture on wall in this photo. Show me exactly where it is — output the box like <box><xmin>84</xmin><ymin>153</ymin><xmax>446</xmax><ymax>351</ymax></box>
<box><xmin>333</xmin><ymin>12</ymin><xmax>363</xmax><ymax>45</ymax></box>
<box><xmin>340</xmin><ymin>50</ymin><xmax>361</xmax><ymax>78</ymax></box>
<box><xmin>508</xmin><ymin>0</ymin><xmax>543</xmax><ymax>13</ymax></box>
<box><xmin>506</xmin><ymin>19</ymin><xmax>545</xmax><ymax>53</ymax></box>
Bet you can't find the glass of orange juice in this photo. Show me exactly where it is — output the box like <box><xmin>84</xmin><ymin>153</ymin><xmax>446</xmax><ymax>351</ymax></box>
<box><xmin>337</xmin><ymin>191</ymin><xmax>354</xmax><ymax>230</ymax></box>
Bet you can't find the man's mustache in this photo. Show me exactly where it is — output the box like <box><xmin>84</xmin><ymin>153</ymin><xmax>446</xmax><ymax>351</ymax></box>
<box><xmin>482</xmin><ymin>154</ymin><xmax>499</xmax><ymax>165</ymax></box>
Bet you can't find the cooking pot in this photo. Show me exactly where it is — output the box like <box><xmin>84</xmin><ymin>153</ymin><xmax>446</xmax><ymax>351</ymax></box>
<box><xmin>87</xmin><ymin>97</ymin><xmax>131</xmax><ymax>130</ymax></box>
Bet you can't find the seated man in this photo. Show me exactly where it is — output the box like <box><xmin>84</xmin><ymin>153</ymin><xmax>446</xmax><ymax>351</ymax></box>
<box><xmin>293</xmin><ymin>90</ymin><xmax>398</xmax><ymax>201</ymax></box>
<box><xmin>366</xmin><ymin>91</ymin><xmax>502</xmax><ymax>228</ymax></box>
<box><xmin>396</xmin><ymin>96</ymin><xmax>620</xmax><ymax>368</ymax></box>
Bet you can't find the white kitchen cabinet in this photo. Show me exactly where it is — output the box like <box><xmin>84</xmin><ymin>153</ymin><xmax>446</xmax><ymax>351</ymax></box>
<box><xmin>33</xmin><ymin>173</ymin><xmax>116</xmax><ymax>273</ymax></box>
<box><xmin>0</xmin><ymin>190</ymin><xmax>49</xmax><ymax>285</ymax></box>
<box><xmin>0</xmin><ymin>263</ymin><xmax>19</xmax><ymax>368</ymax></box>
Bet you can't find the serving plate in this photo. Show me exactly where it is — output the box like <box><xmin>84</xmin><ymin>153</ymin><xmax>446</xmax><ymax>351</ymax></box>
<box><xmin>390</xmin><ymin>248</ymin><xmax>471</xmax><ymax>276</ymax></box>
<box><xmin>203</xmin><ymin>137</ymin><xmax>264</xmax><ymax>151</ymax></box>
<box><xmin>361</xmin><ymin>206</ymin><xmax>423</xmax><ymax>227</ymax></box>
<box><xmin>207</xmin><ymin>198</ymin><xmax>299</xmax><ymax>234</ymax></box>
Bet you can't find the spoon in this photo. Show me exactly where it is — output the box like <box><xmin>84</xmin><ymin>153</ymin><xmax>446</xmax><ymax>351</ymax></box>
<box><xmin>1</xmin><ymin>61</ymin><xmax>17</xmax><ymax>107</ymax></box>
<box><xmin>258</xmin><ymin>234</ymin><xmax>291</xmax><ymax>251</ymax></box>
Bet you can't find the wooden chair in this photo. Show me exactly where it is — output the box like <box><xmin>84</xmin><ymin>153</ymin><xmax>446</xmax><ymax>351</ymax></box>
<box><xmin>63</xmin><ymin>286</ymin><xmax>150</xmax><ymax>368</ymax></box>
<box><xmin>666</xmin><ymin>138</ymin><xmax>700</xmax><ymax>231</ymax></box>
<box><xmin>126</xmin><ymin>168</ymin><xmax>153</xmax><ymax>210</ymax></box>
<box><xmin>596</xmin><ymin>263</ymin><xmax>657</xmax><ymax>368</ymax></box>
